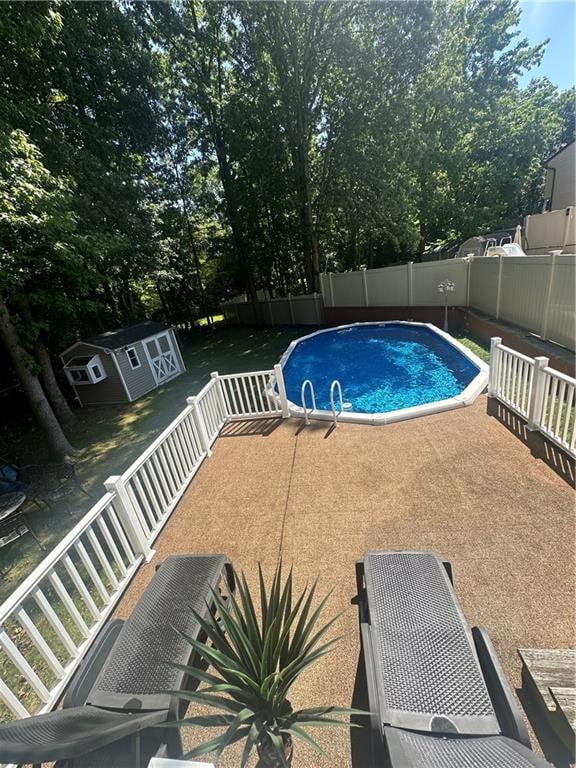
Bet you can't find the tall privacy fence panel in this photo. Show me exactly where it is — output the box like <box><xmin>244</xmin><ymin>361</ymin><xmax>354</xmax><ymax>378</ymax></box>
<box><xmin>222</xmin><ymin>293</ymin><xmax>323</xmax><ymax>326</ymax></box>
<box><xmin>489</xmin><ymin>337</ymin><xmax>576</xmax><ymax>456</ymax></box>
<box><xmin>321</xmin><ymin>258</ymin><xmax>471</xmax><ymax>308</ymax></box>
<box><xmin>469</xmin><ymin>255</ymin><xmax>575</xmax><ymax>350</ymax></box>
<box><xmin>319</xmin><ymin>254</ymin><xmax>575</xmax><ymax>351</ymax></box>
<box><xmin>0</xmin><ymin>368</ymin><xmax>287</xmax><ymax>725</ymax></box>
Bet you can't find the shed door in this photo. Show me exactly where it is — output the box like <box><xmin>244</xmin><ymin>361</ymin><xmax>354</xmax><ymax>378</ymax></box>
<box><xmin>144</xmin><ymin>332</ymin><xmax>179</xmax><ymax>384</ymax></box>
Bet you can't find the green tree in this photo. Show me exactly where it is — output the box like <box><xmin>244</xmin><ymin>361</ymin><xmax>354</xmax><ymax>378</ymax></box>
<box><xmin>0</xmin><ymin>129</ymin><xmax>78</xmax><ymax>456</ymax></box>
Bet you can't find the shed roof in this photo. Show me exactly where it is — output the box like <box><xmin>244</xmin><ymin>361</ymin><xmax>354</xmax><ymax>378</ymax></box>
<box><xmin>85</xmin><ymin>322</ymin><xmax>171</xmax><ymax>350</ymax></box>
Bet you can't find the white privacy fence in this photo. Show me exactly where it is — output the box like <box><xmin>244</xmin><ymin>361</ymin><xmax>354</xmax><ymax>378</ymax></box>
<box><xmin>320</xmin><ymin>254</ymin><xmax>575</xmax><ymax>351</ymax></box>
<box><xmin>0</xmin><ymin>368</ymin><xmax>288</xmax><ymax>724</ymax></box>
<box><xmin>469</xmin><ymin>254</ymin><xmax>575</xmax><ymax>350</ymax></box>
<box><xmin>222</xmin><ymin>293</ymin><xmax>323</xmax><ymax>326</ymax></box>
<box><xmin>321</xmin><ymin>259</ymin><xmax>470</xmax><ymax>308</ymax></box>
<box><xmin>489</xmin><ymin>337</ymin><xmax>576</xmax><ymax>457</ymax></box>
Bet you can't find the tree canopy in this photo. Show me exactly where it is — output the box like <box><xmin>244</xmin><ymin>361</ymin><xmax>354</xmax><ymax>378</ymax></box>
<box><xmin>0</xmin><ymin>0</ymin><xmax>573</xmax><ymax>452</ymax></box>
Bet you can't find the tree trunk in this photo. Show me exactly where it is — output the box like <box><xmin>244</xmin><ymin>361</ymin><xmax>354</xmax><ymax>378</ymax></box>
<box><xmin>293</xmin><ymin>140</ymin><xmax>320</xmax><ymax>294</ymax></box>
<box><xmin>16</xmin><ymin>298</ymin><xmax>77</xmax><ymax>428</ymax></box>
<box><xmin>34</xmin><ymin>339</ymin><xmax>77</xmax><ymax>428</ymax></box>
<box><xmin>212</xmin><ymin>129</ymin><xmax>259</xmax><ymax>308</ymax></box>
<box><xmin>0</xmin><ymin>297</ymin><xmax>75</xmax><ymax>459</ymax></box>
<box><xmin>102</xmin><ymin>280</ymin><xmax>120</xmax><ymax>324</ymax></box>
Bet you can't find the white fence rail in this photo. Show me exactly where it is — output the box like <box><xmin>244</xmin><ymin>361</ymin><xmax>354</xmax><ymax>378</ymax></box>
<box><xmin>540</xmin><ymin>367</ymin><xmax>576</xmax><ymax>454</ymax></box>
<box><xmin>0</xmin><ymin>368</ymin><xmax>288</xmax><ymax>725</ymax></box>
<box><xmin>0</xmin><ymin>494</ymin><xmax>143</xmax><ymax>719</ymax></box>
<box><xmin>319</xmin><ymin>254</ymin><xmax>575</xmax><ymax>351</ymax></box>
<box><xmin>217</xmin><ymin>370</ymin><xmax>283</xmax><ymax>419</ymax></box>
<box><xmin>489</xmin><ymin>337</ymin><xmax>576</xmax><ymax>456</ymax></box>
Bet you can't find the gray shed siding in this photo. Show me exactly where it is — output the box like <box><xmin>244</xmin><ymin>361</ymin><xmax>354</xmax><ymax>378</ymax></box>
<box><xmin>117</xmin><ymin>340</ymin><xmax>157</xmax><ymax>401</ymax></box>
<box><xmin>62</xmin><ymin>344</ymin><xmax>128</xmax><ymax>406</ymax></box>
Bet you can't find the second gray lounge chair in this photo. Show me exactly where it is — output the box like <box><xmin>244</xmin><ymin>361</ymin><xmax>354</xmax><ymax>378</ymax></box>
<box><xmin>356</xmin><ymin>550</ymin><xmax>552</xmax><ymax>767</ymax></box>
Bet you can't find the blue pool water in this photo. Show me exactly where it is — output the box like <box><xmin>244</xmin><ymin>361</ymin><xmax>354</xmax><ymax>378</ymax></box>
<box><xmin>281</xmin><ymin>324</ymin><xmax>480</xmax><ymax>414</ymax></box>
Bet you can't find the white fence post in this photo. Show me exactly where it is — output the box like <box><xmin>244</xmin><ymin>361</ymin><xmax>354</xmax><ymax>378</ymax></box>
<box><xmin>288</xmin><ymin>294</ymin><xmax>295</xmax><ymax>324</ymax></box>
<box><xmin>274</xmin><ymin>363</ymin><xmax>290</xmax><ymax>418</ymax></box>
<box><xmin>540</xmin><ymin>253</ymin><xmax>557</xmax><ymax>341</ymax></box>
<box><xmin>527</xmin><ymin>356</ymin><xmax>550</xmax><ymax>430</ymax></box>
<box><xmin>104</xmin><ymin>476</ymin><xmax>154</xmax><ymax>561</ymax></box>
<box><xmin>361</xmin><ymin>268</ymin><xmax>369</xmax><ymax>306</ymax></box>
<box><xmin>466</xmin><ymin>256</ymin><xmax>473</xmax><ymax>307</ymax></box>
<box><xmin>267</xmin><ymin>298</ymin><xmax>273</xmax><ymax>326</ymax></box>
<box><xmin>488</xmin><ymin>336</ymin><xmax>502</xmax><ymax>396</ymax></box>
<box><xmin>495</xmin><ymin>255</ymin><xmax>503</xmax><ymax>319</ymax></box>
<box><xmin>187</xmin><ymin>396</ymin><xmax>212</xmax><ymax>456</ymax></box>
<box><xmin>211</xmin><ymin>371</ymin><xmax>229</xmax><ymax>421</ymax></box>
<box><xmin>407</xmin><ymin>262</ymin><xmax>414</xmax><ymax>306</ymax></box>
<box><xmin>314</xmin><ymin>292</ymin><xmax>322</xmax><ymax>325</ymax></box>
<box><xmin>328</xmin><ymin>272</ymin><xmax>335</xmax><ymax>307</ymax></box>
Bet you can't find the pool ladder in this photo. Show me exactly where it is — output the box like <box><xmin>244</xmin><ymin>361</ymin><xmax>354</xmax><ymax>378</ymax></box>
<box><xmin>300</xmin><ymin>379</ymin><xmax>316</xmax><ymax>425</ymax></box>
<box><xmin>330</xmin><ymin>379</ymin><xmax>344</xmax><ymax>428</ymax></box>
<box><xmin>301</xmin><ymin>378</ymin><xmax>346</xmax><ymax>429</ymax></box>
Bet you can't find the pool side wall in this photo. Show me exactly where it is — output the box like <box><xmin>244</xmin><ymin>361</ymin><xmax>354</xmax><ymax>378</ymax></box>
<box><xmin>279</xmin><ymin>321</ymin><xmax>489</xmax><ymax>426</ymax></box>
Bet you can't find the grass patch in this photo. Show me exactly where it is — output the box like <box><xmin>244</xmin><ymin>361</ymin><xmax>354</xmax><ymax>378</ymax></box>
<box><xmin>0</xmin><ymin>326</ymin><xmax>304</xmax><ymax>603</ymax></box>
<box><xmin>456</xmin><ymin>336</ymin><xmax>490</xmax><ymax>363</ymax></box>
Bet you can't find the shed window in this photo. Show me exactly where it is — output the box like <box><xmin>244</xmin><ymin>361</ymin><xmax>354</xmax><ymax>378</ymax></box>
<box><xmin>64</xmin><ymin>354</ymin><xmax>107</xmax><ymax>385</ymax></box>
<box><xmin>69</xmin><ymin>369</ymin><xmax>90</xmax><ymax>383</ymax></box>
<box><xmin>126</xmin><ymin>346</ymin><xmax>141</xmax><ymax>370</ymax></box>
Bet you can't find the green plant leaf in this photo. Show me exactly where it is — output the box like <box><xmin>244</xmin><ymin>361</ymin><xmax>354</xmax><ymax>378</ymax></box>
<box><xmin>185</xmin><ymin>724</ymin><xmax>251</xmax><ymax>758</ymax></box>
<box><xmin>283</xmin><ymin>723</ymin><xmax>326</xmax><ymax>754</ymax></box>
<box><xmin>215</xmin><ymin>707</ymin><xmax>255</xmax><ymax>758</ymax></box>
<box><xmin>241</xmin><ymin>721</ymin><xmax>260</xmax><ymax>768</ymax></box>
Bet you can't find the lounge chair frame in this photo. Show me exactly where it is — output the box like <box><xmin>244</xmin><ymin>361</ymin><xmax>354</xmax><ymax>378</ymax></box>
<box><xmin>355</xmin><ymin>551</ymin><xmax>546</xmax><ymax>768</ymax></box>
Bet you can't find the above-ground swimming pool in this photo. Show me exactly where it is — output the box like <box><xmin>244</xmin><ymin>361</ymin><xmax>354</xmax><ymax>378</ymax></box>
<box><xmin>279</xmin><ymin>322</ymin><xmax>489</xmax><ymax>425</ymax></box>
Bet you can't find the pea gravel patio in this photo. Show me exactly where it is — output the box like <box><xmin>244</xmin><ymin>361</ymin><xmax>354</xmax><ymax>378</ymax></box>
<box><xmin>113</xmin><ymin>396</ymin><xmax>575</xmax><ymax>767</ymax></box>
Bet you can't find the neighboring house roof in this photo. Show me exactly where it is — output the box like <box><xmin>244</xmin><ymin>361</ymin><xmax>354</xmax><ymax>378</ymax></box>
<box><xmin>544</xmin><ymin>140</ymin><xmax>575</xmax><ymax>166</ymax></box>
<box><xmin>85</xmin><ymin>322</ymin><xmax>171</xmax><ymax>350</ymax></box>
<box><xmin>61</xmin><ymin>322</ymin><xmax>172</xmax><ymax>357</ymax></box>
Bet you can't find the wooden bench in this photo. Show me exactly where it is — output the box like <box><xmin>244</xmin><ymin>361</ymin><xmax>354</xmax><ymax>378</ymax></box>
<box><xmin>518</xmin><ymin>648</ymin><xmax>576</xmax><ymax>754</ymax></box>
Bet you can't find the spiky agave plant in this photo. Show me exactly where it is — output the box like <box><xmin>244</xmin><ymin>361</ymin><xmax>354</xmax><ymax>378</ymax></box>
<box><xmin>170</xmin><ymin>563</ymin><xmax>365</xmax><ymax>767</ymax></box>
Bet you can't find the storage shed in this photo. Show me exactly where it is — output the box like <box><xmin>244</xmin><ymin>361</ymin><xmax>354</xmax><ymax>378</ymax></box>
<box><xmin>60</xmin><ymin>322</ymin><xmax>185</xmax><ymax>406</ymax></box>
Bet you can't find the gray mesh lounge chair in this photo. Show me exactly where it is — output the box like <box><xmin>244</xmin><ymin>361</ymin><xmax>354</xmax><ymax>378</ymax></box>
<box><xmin>383</xmin><ymin>726</ymin><xmax>553</xmax><ymax>767</ymax></box>
<box><xmin>0</xmin><ymin>553</ymin><xmax>233</xmax><ymax>766</ymax></box>
<box><xmin>356</xmin><ymin>551</ymin><xmax>552</xmax><ymax>767</ymax></box>
<box><xmin>0</xmin><ymin>706</ymin><xmax>166</xmax><ymax>764</ymax></box>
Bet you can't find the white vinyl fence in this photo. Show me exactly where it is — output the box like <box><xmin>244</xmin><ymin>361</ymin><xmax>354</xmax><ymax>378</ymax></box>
<box><xmin>0</xmin><ymin>494</ymin><xmax>143</xmax><ymax>719</ymax></box>
<box><xmin>320</xmin><ymin>254</ymin><xmax>575</xmax><ymax>351</ymax></box>
<box><xmin>489</xmin><ymin>337</ymin><xmax>576</xmax><ymax>456</ymax></box>
<box><xmin>222</xmin><ymin>293</ymin><xmax>323</xmax><ymax>326</ymax></box>
<box><xmin>0</xmin><ymin>367</ymin><xmax>288</xmax><ymax>724</ymax></box>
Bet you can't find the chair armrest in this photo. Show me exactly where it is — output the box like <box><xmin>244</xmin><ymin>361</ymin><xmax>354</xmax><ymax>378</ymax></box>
<box><xmin>355</xmin><ymin>559</ymin><xmax>385</xmax><ymax>761</ymax></box>
<box><xmin>0</xmin><ymin>706</ymin><xmax>167</xmax><ymax>763</ymax></box>
<box><xmin>472</xmin><ymin>626</ymin><xmax>531</xmax><ymax>748</ymax></box>
<box><xmin>62</xmin><ymin>619</ymin><xmax>125</xmax><ymax>708</ymax></box>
